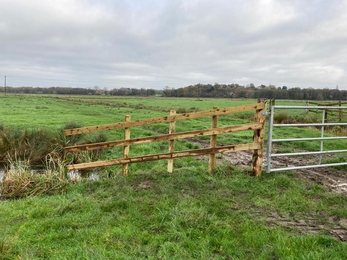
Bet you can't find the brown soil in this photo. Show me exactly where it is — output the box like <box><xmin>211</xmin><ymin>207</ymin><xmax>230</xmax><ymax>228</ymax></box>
<box><xmin>190</xmin><ymin>138</ymin><xmax>347</xmax><ymax>241</ymax></box>
<box><xmin>191</xmin><ymin>138</ymin><xmax>347</xmax><ymax>195</ymax></box>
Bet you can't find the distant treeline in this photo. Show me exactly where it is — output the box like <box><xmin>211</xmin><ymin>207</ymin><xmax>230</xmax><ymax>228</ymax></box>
<box><xmin>1</xmin><ymin>83</ymin><xmax>346</xmax><ymax>100</ymax></box>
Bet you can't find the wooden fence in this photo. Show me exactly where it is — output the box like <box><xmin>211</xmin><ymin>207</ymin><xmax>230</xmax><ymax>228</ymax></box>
<box><xmin>307</xmin><ymin>101</ymin><xmax>347</xmax><ymax>122</ymax></box>
<box><xmin>64</xmin><ymin>102</ymin><xmax>266</xmax><ymax>176</ymax></box>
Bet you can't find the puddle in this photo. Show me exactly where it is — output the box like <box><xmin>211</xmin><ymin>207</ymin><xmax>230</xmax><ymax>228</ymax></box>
<box><xmin>0</xmin><ymin>167</ymin><xmax>99</xmax><ymax>182</ymax></box>
<box><xmin>0</xmin><ymin>168</ymin><xmax>4</xmax><ymax>182</ymax></box>
<box><xmin>67</xmin><ymin>169</ymin><xmax>99</xmax><ymax>181</ymax></box>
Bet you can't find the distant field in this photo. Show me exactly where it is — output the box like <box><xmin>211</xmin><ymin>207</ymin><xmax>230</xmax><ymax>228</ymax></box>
<box><xmin>1</xmin><ymin>94</ymin><xmax>346</xmax><ymax>151</ymax></box>
<box><xmin>0</xmin><ymin>94</ymin><xmax>263</xmax><ymax>173</ymax></box>
<box><xmin>0</xmin><ymin>95</ymin><xmax>263</xmax><ymax>153</ymax></box>
<box><xmin>0</xmin><ymin>95</ymin><xmax>258</xmax><ymax>128</ymax></box>
<box><xmin>2</xmin><ymin>94</ymin><xmax>339</xmax><ymax>128</ymax></box>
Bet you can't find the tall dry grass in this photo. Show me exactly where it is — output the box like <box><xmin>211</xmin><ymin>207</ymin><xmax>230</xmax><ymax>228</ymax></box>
<box><xmin>0</xmin><ymin>122</ymin><xmax>108</xmax><ymax>199</ymax></box>
<box><xmin>0</xmin><ymin>162</ymin><xmax>69</xmax><ymax>200</ymax></box>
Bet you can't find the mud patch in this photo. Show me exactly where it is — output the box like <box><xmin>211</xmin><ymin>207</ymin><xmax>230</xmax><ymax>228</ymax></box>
<box><xmin>138</xmin><ymin>181</ymin><xmax>155</xmax><ymax>190</ymax></box>
<box><xmin>255</xmin><ymin>211</ymin><xmax>347</xmax><ymax>241</ymax></box>
<box><xmin>189</xmin><ymin>139</ymin><xmax>254</xmax><ymax>166</ymax></box>
<box><xmin>296</xmin><ymin>168</ymin><xmax>347</xmax><ymax>196</ymax></box>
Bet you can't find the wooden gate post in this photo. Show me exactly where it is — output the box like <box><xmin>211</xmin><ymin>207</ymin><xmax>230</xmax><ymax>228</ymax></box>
<box><xmin>252</xmin><ymin>100</ymin><xmax>266</xmax><ymax>177</ymax></box>
<box><xmin>167</xmin><ymin>110</ymin><xmax>176</xmax><ymax>173</ymax></box>
<box><xmin>209</xmin><ymin>107</ymin><xmax>219</xmax><ymax>173</ymax></box>
<box><xmin>122</xmin><ymin>115</ymin><xmax>131</xmax><ymax>175</ymax></box>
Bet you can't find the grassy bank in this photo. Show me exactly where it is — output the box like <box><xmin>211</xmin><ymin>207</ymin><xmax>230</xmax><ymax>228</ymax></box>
<box><xmin>1</xmin><ymin>166</ymin><xmax>347</xmax><ymax>259</ymax></box>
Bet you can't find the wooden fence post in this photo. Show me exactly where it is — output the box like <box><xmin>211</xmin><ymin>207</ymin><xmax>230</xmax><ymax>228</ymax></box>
<box><xmin>252</xmin><ymin>100</ymin><xmax>265</xmax><ymax>177</ymax></box>
<box><xmin>122</xmin><ymin>115</ymin><xmax>131</xmax><ymax>175</ymax></box>
<box><xmin>65</xmin><ymin>103</ymin><xmax>267</xmax><ymax>173</ymax></box>
<box><xmin>268</xmin><ymin>99</ymin><xmax>275</xmax><ymax>113</ymax></box>
<box><xmin>209</xmin><ymin>107</ymin><xmax>218</xmax><ymax>173</ymax></box>
<box><xmin>168</xmin><ymin>110</ymin><xmax>176</xmax><ymax>173</ymax></box>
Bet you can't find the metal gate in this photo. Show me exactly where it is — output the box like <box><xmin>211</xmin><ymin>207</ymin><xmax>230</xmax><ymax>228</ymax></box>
<box><xmin>265</xmin><ymin>105</ymin><xmax>347</xmax><ymax>173</ymax></box>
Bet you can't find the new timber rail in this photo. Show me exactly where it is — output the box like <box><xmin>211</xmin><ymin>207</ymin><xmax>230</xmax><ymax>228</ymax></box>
<box><xmin>64</xmin><ymin>101</ymin><xmax>266</xmax><ymax>176</ymax></box>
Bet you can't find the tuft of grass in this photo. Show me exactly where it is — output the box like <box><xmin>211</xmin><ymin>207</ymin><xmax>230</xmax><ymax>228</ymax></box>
<box><xmin>274</xmin><ymin>112</ymin><xmax>297</xmax><ymax>124</ymax></box>
<box><xmin>326</xmin><ymin>125</ymin><xmax>347</xmax><ymax>136</ymax></box>
<box><xmin>1</xmin><ymin>167</ymin><xmax>69</xmax><ymax>200</ymax></box>
<box><xmin>0</xmin><ymin>121</ymin><xmax>109</xmax><ymax>172</ymax></box>
<box><xmin>0</xmin><ymin>126</ymin><xmax>66</xmax><ymax>166</ymax></box>
<box><xmin>276</xmin><ymin>147</ymin><xmax>294</xmax><ymax>153</ymax></box>
<box><xmin>63</xmin><ymin>121</ymin><xmax>85</xmax><ymax>145</ymax></box>
<box><xmin>323</xmin><ymin>155</ymin><xmax>347</xmax><ymax>170</ymax></box>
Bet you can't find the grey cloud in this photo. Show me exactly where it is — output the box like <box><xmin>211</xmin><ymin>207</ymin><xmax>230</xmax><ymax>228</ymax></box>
<box><xmin>1</xmin><ymin>0</ymin><xmax>347</xmax><ymax>89</ymax></box>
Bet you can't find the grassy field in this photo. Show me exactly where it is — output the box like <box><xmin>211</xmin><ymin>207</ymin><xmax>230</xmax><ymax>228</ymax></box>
<box><xmin>0</xmin><ymin>95</ymin><xmax>259</xmax><ymax>128</ymax></box>
<box><xmin>1</xmin><ymin>94</ymin><xmax>347</xmax><ymax>259</ymax></box>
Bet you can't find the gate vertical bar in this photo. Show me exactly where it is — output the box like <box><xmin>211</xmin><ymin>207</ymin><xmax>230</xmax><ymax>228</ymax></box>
<box><xmin>122</xmin><ymin>115</ymin><xmax>131</xmax><ymax>175</ymax></box>
<box><xmin>266</xmin><ymin>105</ymin><xmax>275</xmax><ymax>173</ymax></box>
<box><xmin>319</xmin><ymin>109</ymin><xmax>326</xmax><ymax>165</ymax></box>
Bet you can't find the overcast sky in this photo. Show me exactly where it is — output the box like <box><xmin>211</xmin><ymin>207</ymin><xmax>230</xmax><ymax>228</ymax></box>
<box><xmin>1</xmin><ymin>0</ymin><xmax>347</xmax><ymax>90</ymax></box>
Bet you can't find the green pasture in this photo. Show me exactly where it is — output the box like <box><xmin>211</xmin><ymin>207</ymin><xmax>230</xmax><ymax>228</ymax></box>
<box><xmin>1</xmin><ymin>94</ymin><xmax>347</xmax><ymax>259</ymax></box>
<box><xmin>1</xmin><ymin>168</ymin><xmax>347</xmax><ymax>259</ymax></box>
<box><xmin>1</xmin><ymin>94</ymin><xmax>347</xmax><ymax>166</ymax></box>
<box><xmin>0</xmin><ymin>95</ymin><xmax>260</xmax><ymax>168</ymax></box>
<box><xmin>60</xmin><ymin>95</ymin><xmax>256</xmax><ymax>111</ymax></box>
<box><xmin>1</xmin><ymin>94</ymin><xmax>346</xmax><ymax>155</ymax></box>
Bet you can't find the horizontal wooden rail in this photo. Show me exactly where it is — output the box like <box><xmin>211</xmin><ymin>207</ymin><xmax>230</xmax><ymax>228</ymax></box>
<box><xmin>309</xmin><ymin>101</ymin><xmax>347</xmax><ymax>106</ymax></box>
<box><xmin>64</xmin><ymin>103</ymin><xmax>265</xmax><ymax>136</ymax></box>
<box><xmin>65</xmin><ymin>123</ymin><xmax>262</xmax><ymax>152</ymax></box>
<box><xmin>67</xmin><ymin>143</ymin><xmax>261</xmax><ymax>170</ymax></box>
<box><xmin>65</xmin><ymin>102</ymin><xmax>266</xmax><ymax>176</ymax></box>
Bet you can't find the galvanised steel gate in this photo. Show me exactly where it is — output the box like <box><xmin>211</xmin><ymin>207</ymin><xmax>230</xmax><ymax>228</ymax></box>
<box><xmin>266</xmin><ymin>105</ymin><xmax>347</xmax><ymax>173</ymax></box>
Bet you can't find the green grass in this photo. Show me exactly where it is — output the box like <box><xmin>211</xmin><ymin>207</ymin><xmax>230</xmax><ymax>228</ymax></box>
<box><xmin>60</xmin><ymin>95</ymin><xmax>255</xmax><ymax>111</ymax></box>
<box><xmin>272</xmin><ymin>99</ymin><xmax>347</xmax><ymax>123</ymax></box>
<box><xmin>0</xmin><ymin>95</ymin><xmax>260</xmax><ymax>169</ymax></box>
<box><xmin>1</xmin><ymin>167</ymin><xmax>346</xmax><ymax>259</ymax></box>
<box><xmin>1</xmin><ymin>94</ymin><xmax>346</xmax><ymax>168</ymax></box>
<box><xmin>1</xmin><ymin>94</ymin><xmax>347</xmax><ymax>259</ymax></box>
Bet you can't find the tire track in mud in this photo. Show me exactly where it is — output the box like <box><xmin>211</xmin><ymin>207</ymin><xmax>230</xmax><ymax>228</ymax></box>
<box><xmin>258</xmin><ymin>211</ymin><xmax>347</xmax><ymax>242</ymax></box>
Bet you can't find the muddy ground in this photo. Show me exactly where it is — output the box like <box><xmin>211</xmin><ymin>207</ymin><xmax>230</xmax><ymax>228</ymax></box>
<box><xmin>191</xmin><ymin>139</ymin><xmax>347</xmax><ymax>242</ymax></box>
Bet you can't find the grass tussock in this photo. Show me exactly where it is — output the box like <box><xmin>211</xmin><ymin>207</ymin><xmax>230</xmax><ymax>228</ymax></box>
<box><xmin>326</xmin><ymin>125</ymin><xmax>347</xmax><ymax>136</ymax></box>
<box><xmin>274</xmin><ymin>112</ymin><xmax>297</xmax><ymax>124</ymax></box>
<box><xmin>0</xmin><ymin>126</ymin><xmax>66</xmax><ymax>167</ymax></box>
<box><xmin>0</xmin><ymin>122</ymin><xmax>107</xmax><ymax>170</ymax></box>
<box><xmin>1</xmin><ymin>168</ymin><xmax>69</xmax><ymax>200</ymax></box>
<box><xmin>273</xmin><ymin>112</ymin><xmax>347</xmax><ymax>136</ymax></box>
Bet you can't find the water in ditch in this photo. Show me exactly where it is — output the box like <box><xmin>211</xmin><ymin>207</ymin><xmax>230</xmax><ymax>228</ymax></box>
<box><xmin>0</xmin><ymin>168</ymin><xmax>4</xmax><ymax>182</ymax></box>
<box><xmin>0</xmin><ymin>167</ymin><xmax>99</xmax><ymax>182</ymax></box>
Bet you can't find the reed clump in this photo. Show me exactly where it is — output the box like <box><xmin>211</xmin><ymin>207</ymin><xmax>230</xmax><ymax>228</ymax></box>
<box><xmin>0</xmin><ymin>126</ymin><xmax>66</xmax><ymax>167</ymax></box>
<box><xmin>0</xmin><ymin>122</ymin><xmax>109</xmax><ymax>200</ymax></box>
<box><xmin>0</xmin><ymin>122</ymin><xmax>107</xmax><ymax>170</ymax></box>
<box><xmin>1</xmin><ymin>167</ymin><xmax>69</xmax><ymax>200</ymax></box>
